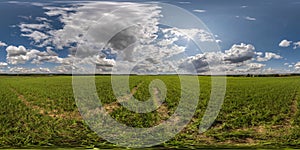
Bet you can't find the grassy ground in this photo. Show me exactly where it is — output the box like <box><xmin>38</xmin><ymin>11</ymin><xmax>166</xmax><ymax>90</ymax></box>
<box><xmin>1</xmin><ymin>76</ymin><xmax>300</xmax><ymax>149</ymax></box>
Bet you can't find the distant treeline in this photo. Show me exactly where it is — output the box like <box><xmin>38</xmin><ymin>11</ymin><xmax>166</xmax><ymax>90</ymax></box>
<box><xmin>0</xmin><ymin>73</ymin><xmax>300</xmax><ymax>77</ymax></box>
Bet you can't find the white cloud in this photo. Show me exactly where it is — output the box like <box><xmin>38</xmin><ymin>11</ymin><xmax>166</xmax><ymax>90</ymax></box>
<box><xmin>193</xmin><ymin>9</ymin><xmax>206</xmax><ymax>13</ymax></box>
<box><xmin>241</xmin><ymin>6</ymin><xmax>248</xmax><ymax>8</ymax></box>
<box><xmin>6</xmin><ymin>45</ymin><xmax>27</xmax><ymax>57</ymax></box>
<box><xmin>6</xmin><ymin>45</ymin><xmax>60</xmax><ymax>65</ymax></box>
<box><xmin>179</xmin><ymin>52</ymin><xmax>224</xmax><ymax>73</ymax></box>
<box><xmin>0</xmin><ymin>41</ymin><xmax>7</xmax><ymax>47</ymax></box>
<box><xmin>224</xmin><ymin>43</ymin><xmax>255</xmax><ymax>63</ymax></box>
<box><xmin>162</xmin><ymin>27</ymin><xmax>214</xmax><ymax>42</ymax></box>
<box><xmin>216</xmin><ymin>39</ymin><xmax>222</xmax><ymax>43</ymax></box>
<box><xmin>19</xmin><ymin>15</ymin><xmax>32</xmax><ymax>20</ymax></box>
<box><xmin>178</xmin><ymin>2</ymin><xmax>191</xmax><ymax>4</ymax></box>
<box><xmin>19</xmin><ymin>22</ymin><xmax>50</xmax><ymax>30</ymax></box>
<box><xmin>255</xmin><ymin>52</ymin><xmax>263</xmax><ymax>56</ymax></box>
<box><xmin>12</xmin><ymin>2</ymin><xmax>289</xmax><ymax>74</ymax></box>
<box><xmin>21</xmin><ymin>31</ymin><xmax>49</xmax><ymax>43</ymax></box>
<box><xmin>31</xmin><ymin>55</ymin><xmax>63</xmax><ymax>64</ymax></box>
<box><xmin>247</xmin><ymin>63</ymin><xmax>265</xmax><ymax>71</ymax></box>
<box><xmin>244</xmin><ymin>16</ymin><xmax>256</xmax><ymax>21</ymax></box>
<box><xmin>7</xmin><ymin>1</ymin><xmax>46</xmax><ymax>7</ymax></box>
<box><xmin>265</xmin><ymin>52</ymin><xmax>282</xmax><ymax>59</ymax></box>
<box><xmin>19</xmin><ymin>22</ymin><xmax>51</xmax><ymax>45</ymax></box>
<box><xmin>262</xmin><ymin>67</ymin><xmax>292</xmax><ymax>74</ymax></box>
<box><xmin>279</xmin><ymin>39</ymin><xmax>292</xmax><ymax>47</ymax></box>
<box><xmin>0</xmin><ymin>62</ymin><xmax>8</xmax><ymax>68</ymax></box>
<box><xmin>293</xmin><ymin>41</ymin><xmax>300</xmax><ymax>49</ymax></box>
<box><xmin>43</xmin><ymin>6</ymin><xmax>77</xmax><ymax>16</ymax></box>
<box><xmin>38</xmin><ymin>2</ymin><xmax>162</xmax><ymax>52</ymax></box>
<box><xmin>46</xmin><ymin>47</ymin><xmax>58</xmax><ymax>56</ymax></box>
<box><xmin>9</xmin><ymin>67</ymin><xmax>51</xmax><ymax>74</ymax></box>
<box><xmin>178</xmin><ymin>43</ymin><xmax>269</xmax><ymax>74</ymax></box>
<box><xmin>295</xmin><ymin>62</ymin><xmax>300</xmax><ymax>69</ymax></box>
<box><xmin>36</xmin><ymin>17</ymin><xmax>49</xmax><ymax>22</ymax></box>
<box><xmin>256</xmin><ymin>52</ymin><xmax>282</xmax><ymax>62</ymax></box>
<box><xmin>5</xmin><ymin>44</ymin><xmax>116</xmax><ymax>73</ymax></box>
<box><xmin>177</xmin><ymin>43</ymin><xmax>286</xmax><ymax>74</ymax></box>
<box><xmin>13</xmin><ymin>2</ymin><xmax>219</xmax><ymax>74</ymax></box>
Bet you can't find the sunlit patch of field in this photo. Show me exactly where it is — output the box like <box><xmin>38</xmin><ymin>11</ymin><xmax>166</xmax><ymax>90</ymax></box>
<box><xmin>1</xmin><ymin>76</ymin><xmax>300</xmax><ymax>148</ymax></box>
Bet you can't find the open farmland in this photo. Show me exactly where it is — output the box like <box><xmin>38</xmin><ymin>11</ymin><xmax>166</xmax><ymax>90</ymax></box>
<box><xmin>1</xmin><ymin>76</ymin><xmax>300</xmax><ymax>148</ymax></box>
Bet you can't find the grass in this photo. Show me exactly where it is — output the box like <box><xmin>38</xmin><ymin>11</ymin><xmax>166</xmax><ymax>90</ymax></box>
<box><xmin>0</xmin><ymin>75</ymin><xmax>300</xmax><ymax>148</ymax></box>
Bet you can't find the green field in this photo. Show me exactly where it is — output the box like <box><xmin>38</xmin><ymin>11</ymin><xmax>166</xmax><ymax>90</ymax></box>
<box><xmin>1</xmin><ymin>76</ymin><xmax>300</xmax><ymax>148</ymax></box>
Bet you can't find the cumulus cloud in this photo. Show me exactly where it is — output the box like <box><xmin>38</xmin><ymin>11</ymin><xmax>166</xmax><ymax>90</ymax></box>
<box><xmin>224</xmin><ymin>43</ymin><xmax>255</xmax><ymax>63</ymax></box>
<box><xmin>31</xmin><ymin>55</ymin><xmax>63</xmax><ymax>64</ymax></box>
<box><xmin>255</xmin><ymin>52</ymin><xmax>263</xmax><ymax>56</ymax></box>
<box><xmin>6</xmin><ymin>45</ymin><xmax>60</xmax><ymax>65</ymax></box>
<box><xmin>19</xmin><ymin>22</ymin><xmax>51</xmax><ymax>46</ymax></box>
<box><xmin>178</xmin><ymin>2</ymin><xmax>191</xmax><ymax>4</ymax></box>
<box><xmin>6</xmin><ymin>45</ymin><xmax>27</xmax><ymax>57</ymax></box>
<box><xmin>178</xmin><ymin>43</ymin><xmax>265</xmax><ymax>74</ymax></box>
<box><xmin>11</xmin><ymin>1</ymin><xmax>285</xmax><ymax>74</ymax></box>
<box><xmin>295</xmin><ymin>62</ymin><xmax>300</xmax><ymax>70</ymax></box>
<box><xmin>43</xmin><ymin>6</ymin><xmax>77</xmax><ymax>16</ymax></box>
<box><xmin>216</xmin><ymin>39</ymin><xmax>222</xmax><ymax>43</ymax></box>
<box><xmin>0</xmin><ymin>41</ymin><xmax>7</xmax><ymax>47</ymax></box>
<box><xmin>40</xmin><ymin>2</ymin><xmax>161</xmax><ymax>52</ymax></box>
<box><xmin>5</xmin><ymin>44</ymin><xmax>116</xmax><ymax>73</ymax></box>
<box><xmin>9</xmin><ymin>67</ymin><xmax>50</xmax><ymax>74</ymax></box>
<box><xmin>36</xmin><ymin>17</ymin><xmax>49</xmax><ymax>22</ymax></box>
<box><xmin>46</xmin><ymin>47</ymin><xmax>58</xmax><ymax>56</ymax></box>
<box><xmin>179</xmin><ymin>54</ymin><xmax>209</xmax><ymax>73</ymax></box>
<box><xmin>279</xmin><ymin>39</ymin><xmax>292</xmax><ymax>47</ymax></box>
<box><xmin>0</xmin><ymin>62</ymin><xmax>8</xmax><ymax>68</ymax></box>
<box><xmin>19</xmin><ymin>22</ymin><xmax>50</xmax><ymax>31</ymax></box>
<box><xmin>279</xmin><ymin>40</ymin><xmax>300</xmax><ymax>49</ymax></box>
<box><xmin>256</xmin><ymin>52</ymin><xmax>282</xmax><ymax>62</ymax></box>
<box><xmin>36</xmin><ymin>2</ymin><xmax>215</xmax><ymax>74</ymax></box>
<box><xmin>193</xmin><ymin>9</ymin><xmax>206</xmax><ymax>13</ymax></box>
<box><xmin>247</xmin><ymin>63</ymin><xmax>265</xmax><ymax>71</ymax></box>
<box><xmin>293</xmin><ymin>41</ymin><xmax>300</xmax><ymax>49</ymax></box>
<box><xmin>244</xmin><ymin>16</ymin><xmax>256</xmax><ymax>21</ymax></box>
<box><xmin>162</xmin><ymin>27</ymin><xmax>214</xmax><ymax>42</ymax></box>
<box><xmin>12</xmin><ymin>1</ymin><xmax>220</xmax><ymax>74</ymax></box>
<box><xmin>21</xmin><ymin>31</ymin><xmax>49</xmax><ymax>43</ymax></box>
<box><xmin>177</xmin><ymin>43</ymin><xmax>284</xmax><ymax>74</ymax></box>
<box><xmin>261</xmin><ymin>67</ymin><xmax>292</xmax><ymax>74</ymax></box>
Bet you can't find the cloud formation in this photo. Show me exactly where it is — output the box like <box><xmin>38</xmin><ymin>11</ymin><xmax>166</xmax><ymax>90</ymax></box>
<box><xmin>279</xmin><ymin>39</ymin><xmax>292</xmax><ymax>47</ymax></box>
<box><xmin>0</xmin><ymin>41</ymin><xmax>7</xmax><ymax>47</ymax></box>
<box><xmin>1</xmin><ymin>1</ymin><xmax>287</xmax><ymax>74</ymax></box>
<box><xmin>224</xmin><ymin>43</ymin><xmax>255</xmax><ymax>63</ymax></box>
<box><xmin>293</xmin><ymin>41</ymin><xmax>300</xmax><ymax>49</ymax></box>
<box><xmin>0</xmin><ymin>62</ymin><xmax>7</xmax><ymax>68</ymax></box>
<box><xmin>6</xmin><ymin>45</ymin><xmax>59</xmax><ymax>65</ymax></box>
<box><xmin>244</xmin><ymin>16</ymin><xmax>256</xmax><ymax>21</ymax></box>
<box><xmin>294</xmin><ymin>62</ymin><xmax>300</xmax><ymax>70</ymax></box>
<box><xmin>193</xmin><ymin>9</ymin><xmax>206</xmax><ymax>13</ymax></box>
<box><xmin>256</xmin><ymin>52</ymin><xmax>282</xmax><ymax>62</ymax></box>
<box><xmin>179</xmin><ymin>43</ymin><xmax>268</xmax><ymax>74</ymax></box>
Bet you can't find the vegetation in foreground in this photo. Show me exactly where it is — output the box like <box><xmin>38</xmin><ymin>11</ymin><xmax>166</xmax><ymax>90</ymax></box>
<box><xmin>1</xmin><ymin>76</ymin><xmax>300</xmax><ymax>148</ymax></box>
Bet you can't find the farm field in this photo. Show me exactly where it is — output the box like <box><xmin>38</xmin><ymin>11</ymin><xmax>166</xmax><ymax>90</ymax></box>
<box><xmin>1</xmin><ymin>75</ymin><xmax>300</xmax><ymax>149</ymax></box>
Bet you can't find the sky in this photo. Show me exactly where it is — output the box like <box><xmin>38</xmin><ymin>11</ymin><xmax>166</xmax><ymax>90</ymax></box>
<box><xmin>0</xmin><ymin>0</ymin><xmax>300</xmax><ymax>74</ymax></box>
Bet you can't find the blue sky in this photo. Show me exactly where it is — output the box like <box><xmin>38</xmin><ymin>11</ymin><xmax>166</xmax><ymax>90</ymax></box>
<box><xmin>0</xmin><ymin>0</ymin><xmax>299</xmax><ymax>74</ymax></box>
